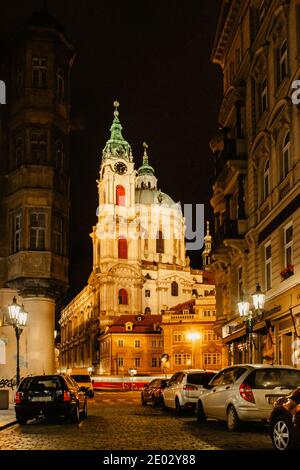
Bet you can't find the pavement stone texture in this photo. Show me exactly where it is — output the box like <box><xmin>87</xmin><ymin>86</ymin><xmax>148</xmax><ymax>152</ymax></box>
<box><xmin>0</xmin><ymin>392</ymin><xmax>273</xmax><ymax>450</ymax></box>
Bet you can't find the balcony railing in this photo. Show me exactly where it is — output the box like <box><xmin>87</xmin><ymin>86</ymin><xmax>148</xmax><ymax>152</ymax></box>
<box><xmin>214</xmin><ymin>219</ymin><xmax>240</xmax><ymax>247</ymax></box>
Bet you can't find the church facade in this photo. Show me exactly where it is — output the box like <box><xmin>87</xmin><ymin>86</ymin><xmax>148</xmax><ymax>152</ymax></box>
<box><xmin>59</xmin><ymin>103</ymin><xmax>217</xmax><ymax>375</ymax></box>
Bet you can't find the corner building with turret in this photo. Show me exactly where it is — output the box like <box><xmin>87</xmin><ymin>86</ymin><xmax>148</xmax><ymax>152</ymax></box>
<box><xmin>0</xmin><ymin>7</ymin><xmax>74</xmax><ymax>387</ymax></box>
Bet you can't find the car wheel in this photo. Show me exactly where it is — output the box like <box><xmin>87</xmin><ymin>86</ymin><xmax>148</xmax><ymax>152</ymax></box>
<box><xmin>175</xmin><ymin>398</ymin><xmax>181</xmax><ymax>415</ymax></box>
<box><xmin>197</xmin><ymin>400</ymin><xmax>207</xmax><ymax>423</ymax></box>
<box><xmin>81</xmin><ymin>400</ymin><xmax>88</xmax><ymax>419</ymax></box>
<box><xmin>151</xmin><ymin>395</ymin><xmax>159</xmax><ymax>407</ymax></box>
<box><xmin>70</xmin><ymin>404</ymin><xmax>80</xmax><ymax>424</ymax></box>
<box><xmin>141</xmin><ymin>393</ymin><xmax>147</xmax><ymax>406</ymax></box>
<box><xmin>271</xmin><ymin>415</ymin><xmax>296</xmax><ymax>451</ymax></box>
<box><xmin>16</xmin><ymin>415</ymin><xmax>27</xmax><ymax>425</ymax></box>
<box><xmin>227</xmin><ymin>405</ymin><xmax>240</xmax><ymax>432</ymax></box>
<box><xmin>161</xmin><ymin>396</ymin><xmax>168</xmax><ymax>411</ymax></box>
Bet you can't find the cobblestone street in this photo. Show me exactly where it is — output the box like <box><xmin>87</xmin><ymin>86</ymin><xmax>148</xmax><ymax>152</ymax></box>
<box><xmin>0</xmin><ymin>391</ymin><xmax>273</xmax><ymax>450</ymax></box>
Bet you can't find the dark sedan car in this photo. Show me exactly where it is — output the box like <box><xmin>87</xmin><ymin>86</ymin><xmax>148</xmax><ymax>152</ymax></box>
<box><xmin>15</xmin><ymin>374</ymin><xmax>87</xmax><ymax>425</ymax></box>
<box><xmin>141</xmin><ymin>378</ymin><xmax>169</xmax><ymax>407</ymax></box>
<box><xmin>270</xmin><ymin>387</ymin><xmax>300</xmax><ymax>450</ymax></box>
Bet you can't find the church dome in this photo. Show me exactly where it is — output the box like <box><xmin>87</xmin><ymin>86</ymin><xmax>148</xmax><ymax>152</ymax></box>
<box><xmin>135</xmin><ymin>188</ymin><xmax>181</xmax><ymax>212</ymax></box>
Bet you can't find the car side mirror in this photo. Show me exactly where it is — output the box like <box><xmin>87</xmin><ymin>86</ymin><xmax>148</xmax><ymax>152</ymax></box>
<box><xmin>203</xmin><ymin>383</ymin><xmax>213</xmax><ymax>390</ymax></box>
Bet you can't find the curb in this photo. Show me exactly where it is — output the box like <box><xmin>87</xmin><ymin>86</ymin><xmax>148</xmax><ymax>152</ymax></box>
<box><xmin>0</xmin><ymin>420</ymin><xmax>17</xmax><ymax>431</ymax></box>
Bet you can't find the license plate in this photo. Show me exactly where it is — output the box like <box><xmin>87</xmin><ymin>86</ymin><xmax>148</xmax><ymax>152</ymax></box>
<box><xmin>31</xmin><ymin>396</ymin><xmax>53</xmax><ymax>402</ymax></box>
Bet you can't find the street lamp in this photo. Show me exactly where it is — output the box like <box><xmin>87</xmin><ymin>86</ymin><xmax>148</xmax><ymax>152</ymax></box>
<box><xmin>7</xmin><ymin>297</ymin><xmax>28</xmax><ymax>387</ymax></box>
<box><xmin>186</xmin><ymin>332</ymin><xmax>201</xmax><ymax>368</ymax></box>
<box><xmin>237</xmin><ymin>284</ymin><xmax>265</xmax><ymax>364</ymax></box>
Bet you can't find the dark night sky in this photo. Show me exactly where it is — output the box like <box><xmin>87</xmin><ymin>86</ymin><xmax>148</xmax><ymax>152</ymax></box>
<box><xmin>0</xmin><ymin>0</ymin><xmax>223</xmax><ymax>303</ymax></box>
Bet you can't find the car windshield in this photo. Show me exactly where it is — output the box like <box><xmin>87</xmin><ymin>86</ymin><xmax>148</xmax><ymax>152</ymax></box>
<box><xmin>19</xmin><ymin>376</ymin><xmax>64</xmax><ymax>391</ymax></box>
<box><xmin>71</xmin><ymin>375</ymin><xmax>91</xmax><ymax>383</ymax></box>
<box><xmin>187</xmin><ymin>373</ymin><xmax>215</xmax><ymax>386</ymax></box>
<box><xmin>249</xmin><ymin>368</ymin><xmax>300</xmax><ymax>389</ymax></box>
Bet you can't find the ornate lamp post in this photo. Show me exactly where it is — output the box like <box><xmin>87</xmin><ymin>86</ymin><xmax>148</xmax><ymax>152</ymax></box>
<box><xmin>186</xmin><ymin>332</ymin><xmax>201</xmax><ymax>368</ymax></box>
<box><xmin>237</xmin><ymin>284</ymin><xmax>265</xmax><ymax>364</ymax></box>
<box><xmin>7</xmin><ymin>297</ymin><xmax>28</xmax><ymax>387</ymax></box>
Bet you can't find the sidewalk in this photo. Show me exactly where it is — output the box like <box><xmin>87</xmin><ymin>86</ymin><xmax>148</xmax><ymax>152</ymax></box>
<box><xmin>0</xmin><ymin>405</ymin><xmax>17</xmax><ymax>430</ymax></box>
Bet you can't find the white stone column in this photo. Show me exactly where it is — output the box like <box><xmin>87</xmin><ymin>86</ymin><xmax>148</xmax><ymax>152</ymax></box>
<box><xmin>24</xmin><ymin>297</ymin><xmax>55</xmax><ymax>375</ymax></box>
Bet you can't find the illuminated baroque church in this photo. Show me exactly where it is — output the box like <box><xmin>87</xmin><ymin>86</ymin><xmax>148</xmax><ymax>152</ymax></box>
<box><xmin>59</xmin><ymin>103</ymin><xmax>214</xmax><ymax>374</ymax></box>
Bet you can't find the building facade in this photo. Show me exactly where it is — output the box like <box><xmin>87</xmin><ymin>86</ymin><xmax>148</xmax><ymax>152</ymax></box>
<box><xmin>161</xmin><ymin>290</ymin><xmax>226</xmax><ymax>374</ymax></box>
<box><xmin>210</xmin><ymin>0</ymin><xmax>300</xmax><ymax>367</ymax></box>
<box><xmin>0</xmin><ymin>7</ymin><xmax>74</xmax><ymax>385</ymax></box>
<box><xmin>59</xmin><ymin>103</ymin><xmax>218</xmax><ymax>375</ymax></box>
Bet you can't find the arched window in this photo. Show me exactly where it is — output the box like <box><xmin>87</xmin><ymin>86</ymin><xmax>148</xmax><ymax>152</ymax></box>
<box><xmin>118</xmin><ymin>289</ymin><xmax>128</xmax><ymax>305</ymax></box>
<box><xmin>118</xmin><ymin>237</ymin><xmax>128</xmax><ymax>259</ymax></box>
<box><xmin>116</xmin><ymin>185</ymin><xmax>126</xmax><ymax>206</ymax></box>
<box><xmin>263</xmin><ymin>160</ymin><xmax>270</xmax><ymax>199</ymax></box>
<box><xmin>171</xmin><ymin>281</ymin><xmax>179</xmax><ymax>296</ymax></box>
<box><xmin>282</xmin><ymin>132</ymin><xmax>290</xmax><ymax>179</ymax></box>
<box><xmin>156</xmin><ymin>230</ymin><xmax>164</xmax><ymax>253</ymax></box>
<box><xmin>144</xmin><ymin>307</ymin><xmax>151</xmax><ymax>315</ymax></box>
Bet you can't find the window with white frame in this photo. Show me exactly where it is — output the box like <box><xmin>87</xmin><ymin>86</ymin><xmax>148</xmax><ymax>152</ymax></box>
<box><xmin>173</xmin><ymin>331</ymin><xmax>185</xmax><ymax>343</ymax></box>
<box><xmin>31</xmin><ymin>131</ymin><xmax>47</xmax><ymax>163</ymax></box>
<box><xmin>12</xmin><ymin>213</ymin><xmax>22</xmax><ymax>253</ymax></box>
<box><xmin>203</xmin><ymin>353</ymin><xmax>221</xmax><ymax>365</ymax></box>
<box><xmin>282</xmin><ymin>132</ymin><xmax>290</xmax><ymax>179</ymax></box>
<box><xmin>32</xmin><ymin>57</ymin><xmax>47</xmax><ymax>88</ymax></box>
<box><xmin>145</xmin><ymin>290</ymin><xmax>150</xmax><ymax>297</ymax></box>
<box><xmin>134</xmin><ymin>340</ymin><xmax>141</xmax><ymax>348</ymax></box>
<box><xmin>263</xmin><ymin>159</ymin><xmax>270</xmax><ymax>199</ymax></box>
<box><xmin>135</xmin><ymin>357</ymin><xmax>141</xmax><ymax>367</ymax></box>
<box><xmin>174</xmin><ymin>354</ymin><xmax>191</xmax><ymax>366</ymax></box>
<box><xmin>284</xmin><ymin>223</ymin><xmax>293</xmax><ymax>267</ymax></box>
<box><xmin>151</xmin><ymin>357</ymin><xmax>159</xmax><ymax>368</ymax></box>
<box><xmin>203</xmin><ymin>331</ymin><xmax>219</xmax><ymax>341</ymax></box>
<box><xmin>117</xmin><ymin>357</ymin><xmax>124</xmax><ymax>367</ymax></box>
<box><xmin>29</xmin><ymin>211</ymin><xmax>46</xmax><ymax>250</ymax></box>
<box><xmin>117</xmin><ymin>340</ymin><xmax>124</xmax><ymax>348</ymax></box>
<box><xmin>265</xmin><ymin>242</ymin><xmax>272</xmax><ymax>291</ymax></box>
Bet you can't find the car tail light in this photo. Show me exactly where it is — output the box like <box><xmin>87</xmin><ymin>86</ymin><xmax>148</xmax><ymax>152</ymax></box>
<box><xmin>63</xmin><ymin>391</ymin><xmax>71</xmax><ymax>402</ymax></box>
<box><xmin>183</xmin><ymin>384</ymin><xmax>198</xmax><ymax>391</ymax></box>
<box><xmin>15</xmin><ymin>392</ymin><xmax>23</xmax><ymax>404</ymax></box>
<box><xmin>239</xmin><ymin>383</ymin><xmax>255</xmax><ymax>403</ymax></box>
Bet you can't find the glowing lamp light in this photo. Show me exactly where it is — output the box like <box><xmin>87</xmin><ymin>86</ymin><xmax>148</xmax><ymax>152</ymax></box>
<box><xmin>187</xmin><ymin>332</ymin><xmax>201</xmax><ymax>341</ymax></box>
<box><xmin>252</xmin><ymin>284</ymin><xmax>265</xmax><ymax>311</ymax></box>
<box><xmin>238</xmin><ymin>300</ymin><xmax>250</xmax><ymax>317</ymax></box>
<box><xmin>8</xmin><ymin>297</ymin><xmax>21</xmax><ymax>322</ymax></box>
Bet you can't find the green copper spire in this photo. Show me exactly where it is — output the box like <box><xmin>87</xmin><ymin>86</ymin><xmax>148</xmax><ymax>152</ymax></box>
<box><xmin>137</xmin><ymin>142</ymin><xmax>155</xmax><ymax>176</ymax></box>
<box><xmin>102</xmin><ymin>101</ymin><xmax>133</xmax><ymax>162</ymax></box>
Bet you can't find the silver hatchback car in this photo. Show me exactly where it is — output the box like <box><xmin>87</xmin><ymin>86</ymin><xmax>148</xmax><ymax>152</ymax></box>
<box><xmin>196</xmin><ymin>364</ymin><xmax>300</xmax><ymax>431</ymax></box>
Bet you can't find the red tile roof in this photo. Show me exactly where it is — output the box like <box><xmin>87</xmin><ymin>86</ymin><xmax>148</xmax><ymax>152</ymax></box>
<box><xmin>107</xmin><ymin>314</ymin><xmax>162</xmax><ymax>334</ymax></box>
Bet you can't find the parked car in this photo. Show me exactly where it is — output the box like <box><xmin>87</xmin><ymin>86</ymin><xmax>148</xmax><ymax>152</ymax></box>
<box><xmin>162</xmin><ymin>370</ymin><xmax>217</xmax><ymax>414</ymax></box>
<box><xmin>196</xmin><ymin>364</ymin><xmax>300</xmax><ymax>432</ymax></box>
<box><xmin>141</xmin><ymin>379</ymin><xmax>169</xmax><ymax>406</ymax></box>
<box><xmin>70</xmin><ymin>373</ymin><xmax>94</xmax><ymax>398</ymax></box>
<box><xmin>269</xmin><ymin>387</ymin><xmax>300</xmax><ymax>450</ymax></box>
<box><xmin>15</xmin><ymin>374</ymin><xmax>87</xmax><ymax>425</ymax></box>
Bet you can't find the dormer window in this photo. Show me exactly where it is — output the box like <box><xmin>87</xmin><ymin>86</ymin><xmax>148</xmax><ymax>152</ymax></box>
<box><xmin>125</xmin><ymin>321</ymin><xmax>133</xmax><ymax>331</ymax></box>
